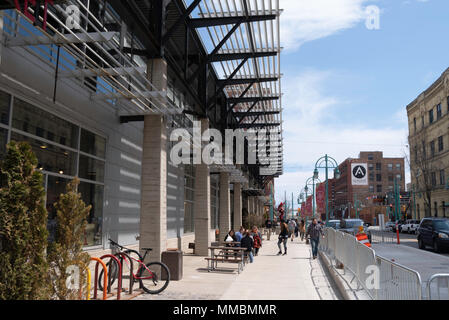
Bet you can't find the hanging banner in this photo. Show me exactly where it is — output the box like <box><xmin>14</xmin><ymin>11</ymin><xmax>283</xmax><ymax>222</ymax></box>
<box><xmin>305</xmin><ymin>195</ymin><xmax>312</xmax><ymax>217</ymax></box>
<box><xmin>316</xmin><ymin>183</ymin><xmax>326</xmax><ymax>213</ymax></box>
<box><xmin>351</xmin><ymin>163</ymin><xmax>368</xmax><ymax>185</ymax></box>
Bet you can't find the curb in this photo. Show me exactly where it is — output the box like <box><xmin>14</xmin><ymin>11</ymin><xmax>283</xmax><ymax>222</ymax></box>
<box><xmin>318</xmin><ymin>251</ymin><xmax>351</xmax><ymax>300</ymax></box>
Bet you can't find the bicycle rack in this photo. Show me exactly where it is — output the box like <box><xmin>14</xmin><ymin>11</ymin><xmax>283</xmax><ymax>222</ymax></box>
<box><xmin>91</xmin><ymin>257</ymin><xmax>108</xmax><ymax>300</ymax></box>
<box><xmin>99</xmin><ymin>254</ymin><xmax>122</xmax><ymax>300</ymax></box>
<box><xmin>116</xmin><ymin>252</ymin><xmax>134</xmax><ymax>295</ymax></box>
<box><xmin>86</xmin><ymin>268</ymin><xmax>91</xmax><ymax>300</ymax></box>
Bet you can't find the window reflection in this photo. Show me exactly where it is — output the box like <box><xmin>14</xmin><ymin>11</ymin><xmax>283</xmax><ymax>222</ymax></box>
<box><xmin>12</xmin><ymin>98</ymin><xmax>79</xmax><ymax>149</ymax></box>
<box><xmin>79</xmin><ymin>154</ymin><xmax>105</xmax><ymax>182</ymax></box>
<box><xmin>79</xmin><ymin>182</ymin><xmax>103</xmax><ymax>246</ymax></box>
<box><xmin>184</xmin><ymin>165</ymin><xmax>195</xmax><ymax>233</ymax></box>
<box><xmin>0</xmin><ymin>91</ymin><xmax>10</xmax><ymax>125</ymax></box>
<box><xmin>10</xmin><ymin>132</ymin><xmax>77</xmax><ymax>176</ymax></box>
<box><xmin>80</xmin><ymin>129</ymin><xmax>106</xmax><ymax>158</ymax></box>
<box><xmin>0</xmin><ymin>128</ymin><xmax>7</xmax><ymax>160</ymax></box>
<box><xmin>46</xmin><ymin>176</ymin><xmax>69</xmax><ymax>243</ymax></box>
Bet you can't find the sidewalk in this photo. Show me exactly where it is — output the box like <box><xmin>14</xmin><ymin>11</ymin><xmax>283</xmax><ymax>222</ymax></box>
<box><xmin>133</xmin><ymin>235</ymin><xmax>341</xmax><ymax>300</ymax></box>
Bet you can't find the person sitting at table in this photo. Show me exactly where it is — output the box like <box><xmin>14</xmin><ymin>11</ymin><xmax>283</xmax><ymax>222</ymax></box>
<box><xmin>234</xmin><ymin>226</ymin><xmax>244</xmax><ymax>245</ymax></box>
<box><xmin>240</xmin><ymin>230</ymin><xmax>254</xmax><ymax>263</ymax></box>
<box><xmin>224</xmin><ymin>230</ymin><xmax>237</xmax><ymax>247</ymax></box>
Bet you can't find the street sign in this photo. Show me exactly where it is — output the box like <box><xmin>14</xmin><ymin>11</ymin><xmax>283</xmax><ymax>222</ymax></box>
<box><xmin>351</xmin><ymin>163</ymin><xmax>368</xmax><ymax>185</ymax></box>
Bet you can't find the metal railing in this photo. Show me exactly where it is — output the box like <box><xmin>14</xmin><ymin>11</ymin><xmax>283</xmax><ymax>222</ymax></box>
<box><xmin>321</xmin><ymin>228</ymin><xmax>422</xmax><ymax>300</ymax></box>
<box><xmin>426</xmin><ymin>274</ymin><xmax>449</xmax><ymax>300</ymax></box>
<box><xmin>369</xmin><ymin>229</ymin><xmax>396</xmax><ymax>244</ymax></box>
<box><xmin>376</xmin><ymin>256</ymin><xmax>422</xmax><ymax>300</ymax></box>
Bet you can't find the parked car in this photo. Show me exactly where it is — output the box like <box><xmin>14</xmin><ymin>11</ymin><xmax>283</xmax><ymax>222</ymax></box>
<box><xmin>417</xmin><ymin>218</ymin><xmax>449</xmax><ymax>253</ymax></box>
<box><xmin>339</xmin><ymin>219</ymin><xmax>364</xmax><ymax>235</ymax></box>
<box><xmin>385</xmin><ymin>221</ymin><xmax>395</xmax><ymax>232</ymax></box>
<box><xmin>401</xmin><ymin>219</ymin><xmax>421</xmax><ymax>234</ymax></box>
<box><xmin>391</xmin><ymin>220</ymin><xmax>405</xmax><ymax>233</ymax></box>
<box><xmin>327</xmin><ymin>220</ymin><xmax>341</xmax><ymax>230</ymax></box>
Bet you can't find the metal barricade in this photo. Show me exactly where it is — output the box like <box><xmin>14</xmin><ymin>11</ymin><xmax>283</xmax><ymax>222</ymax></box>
<box><xmin>355</xmin><ymin>241</ymin><xmax>377</xmax><ymax>299</ymax></box>
<box><xmin>426</xmin><ymin>274</ymin><xmax>449</xmax><ymax>300</ymax></box>
<box><xmin>369</xmin><ymin>230</ymin><xmax>395</xmax><ymax>244</ymax></box>
<box><xmin>376</xmin><ymin>256</ymin><xmax>422</xmax><ymax>300</ymax></box>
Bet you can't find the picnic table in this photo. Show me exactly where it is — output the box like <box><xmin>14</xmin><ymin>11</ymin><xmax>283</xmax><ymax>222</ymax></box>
<box><xmin>205</xmin><ymin>246</ymin><xmax>247</xmax><ymax>273</ymax></box>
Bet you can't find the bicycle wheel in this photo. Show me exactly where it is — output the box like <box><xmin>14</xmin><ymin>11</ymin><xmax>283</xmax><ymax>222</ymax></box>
<box><xmin>98</xmin><ymin>258</ymin><xmax>119</xmax><ymax>291</ymax></box>
<box><xmin>138</xmin><ymin>262</ymin><xmax>170</xmax><ymax>294</ymax></box>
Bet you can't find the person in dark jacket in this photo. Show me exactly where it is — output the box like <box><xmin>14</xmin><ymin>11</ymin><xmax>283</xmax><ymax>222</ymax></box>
<box><xmin>240</xmin><ymin>230</ymin><xmax>254</xmax><ymax>263</ymax></box>
<box><xmin>277</xmin><ymin>220</ymin><xmax>289</xmax><ymax>256</ymax></box>
<box><xmin>306</xmin><ymin>218</ymin><xmax>324</xmax><ymax>259</ymax></box>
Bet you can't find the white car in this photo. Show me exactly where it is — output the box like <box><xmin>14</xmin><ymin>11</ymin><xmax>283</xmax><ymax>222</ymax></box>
<box><xmin>401</xmin><ymin>219</ymin><xmax>420</xmax><ymax>234</ymax></box>
<box><xmin>384</xmin><ymin>221</ymin><xmax>395</xmax><ymax>232</ymax></box>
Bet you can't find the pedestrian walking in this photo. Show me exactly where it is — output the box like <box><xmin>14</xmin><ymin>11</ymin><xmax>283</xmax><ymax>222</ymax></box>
<box><xmin>306</xmin><ymin>218</ymin><xmax>324</xmax><ymax>259</ymax></box>
<box><xmin>299</xmin><ymin>219</ymin><xmax>306</xmax><ymax>241</ymax></box>
<box><xmin>288</xmin><ymin>218</ymin><xmax>297</xmax><ymax>241</ymax></box>
<box><xmin>277</xmin><ymin>220</ymin><xmax>289</xmax><ymax>256</ymax></box>
<box><xmin>240</xmin><ymin>230</ymin><xmax>254</xmax><ymax>263</ymax></box>
<box><xmin>251</xmin><ymin>226</ymin><xmax>262</xmax><ymax>256</ymax></box>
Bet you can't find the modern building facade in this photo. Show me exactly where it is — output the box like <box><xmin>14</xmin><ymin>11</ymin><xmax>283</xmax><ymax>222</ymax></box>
<box><xmin>332</xmin><ymin>152</ymin><xmax>405</xmax><ymax>218</ymax></box>
<box><xmin>0</xmin><ymin>0</ymin><xmax>283</xmax><ymax>260</ymax></box>
<box><xmin>407</xmin><ymin>67</ymin><xmax>449</xmax><ymax>219</ymax></box>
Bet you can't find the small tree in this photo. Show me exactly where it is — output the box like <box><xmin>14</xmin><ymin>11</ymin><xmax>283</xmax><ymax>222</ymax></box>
<box><xmin>0</xmin><ymin>141</ymin><xmax>50</xmax><ymax>300</ymax></box>
<box><xmin>48</xmin><ymin>178</ymin><xmax>92</xmax><ymax>300</ymax></box>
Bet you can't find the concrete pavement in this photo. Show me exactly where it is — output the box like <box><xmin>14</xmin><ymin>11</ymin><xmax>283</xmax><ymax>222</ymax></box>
<box><xmin>133</xmin><ymin>234</ymin><xmax>341</xmax><ymax>300</ymax></box>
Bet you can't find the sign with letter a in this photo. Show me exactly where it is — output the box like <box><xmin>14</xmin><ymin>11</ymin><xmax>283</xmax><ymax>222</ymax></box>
<box><xmin>351</xmin><ymin>163</ymin><xmax>368</xmax><ymax>185</ymax></box>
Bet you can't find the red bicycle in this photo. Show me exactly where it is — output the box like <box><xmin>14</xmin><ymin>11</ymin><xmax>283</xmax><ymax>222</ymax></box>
<box><xmin>98</xmin><ymin>239</ymin><xmax>170</xmax><ymax>294</ymax></box>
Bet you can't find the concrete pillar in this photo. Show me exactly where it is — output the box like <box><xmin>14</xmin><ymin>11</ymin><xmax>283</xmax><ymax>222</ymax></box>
<box><xmin>233</xmin><ymin>183</ymin><xmax>242</xmax><ymax>230</ymax></box>
<box><xmin>139</xmin><ymin>114</ymin><xmax>167</xmax><ymax>263</ymax></box>
<box><xmin>139</xmin><ymin>58</ymin><xmax>168</xmax><ymax>262</ymax></box>
<box><xmin>194</xmin><ymin>119</ymin><xmax>211</xmax><ymax>256</ymax></box>
<box><xmin>219</xmin><ymin>172</ymin><xmax>231</xmax><ymax>237</ymax></box>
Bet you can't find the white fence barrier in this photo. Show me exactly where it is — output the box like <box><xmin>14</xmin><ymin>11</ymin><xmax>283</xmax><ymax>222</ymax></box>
<box><xmin>321</xmin><ymin>228</ymin><xmax>422</xmax><ymax>300</ymax></box>
<box><xmin>426</xmin><ymin>274</ymin><xmax>449</xmax><ymax>300</ymax></box>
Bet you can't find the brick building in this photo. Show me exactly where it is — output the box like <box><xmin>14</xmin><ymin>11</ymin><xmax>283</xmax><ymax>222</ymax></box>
<box><xmin>332</xmin><ymin>152</ymin><xmax>405</xmax><ymax>218</ymax></box>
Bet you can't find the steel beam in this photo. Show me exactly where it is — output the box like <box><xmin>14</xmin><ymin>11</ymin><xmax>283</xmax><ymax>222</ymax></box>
<box><xmin>189</xmin><ymin>15</ymin><xmax>276</xmax><ymax>28</ymax></box>
<box><xmin>228</xmin><ymin>96</ymin><xmax>279</xmax><ymax>104</ymax></box>
<box><xmin>209</xmin><ymin>51</ymin><xmax>277</xmax><ymax>62</ymax></box>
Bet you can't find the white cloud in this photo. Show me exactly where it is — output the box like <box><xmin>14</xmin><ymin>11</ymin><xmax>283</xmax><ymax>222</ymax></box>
<box><xmin>280</xmin><ymin>0</ymin><xmax>373</xmax><ymax>51</ymax></box>
<box><xmin>275</xmin><ymin>70</ymin><xmax>410</xmax><ymax>202</ymax></box>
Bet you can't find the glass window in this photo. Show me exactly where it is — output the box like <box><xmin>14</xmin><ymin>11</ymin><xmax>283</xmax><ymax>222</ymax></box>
<box><xmin>79</xmin><ymin>182</ymin><xmax>103</xmax><ymax>246</ymax></box>
<box><xmin>12</xmin><ymin>98</ymin><xmax>79</xmax><ymax>149</ymax></box>
<box><xmin>368</xmin><ymin>154</ymin><xmax>373</xmax><ymax>160</ymax></box>
<box><xmin>376</xmin><ymin>163</ymin><xmax>381</xmax><ymax>170</ymax></box>
<box><xmin>396</xmin><ymin>163</ymin><xmax>401</xmax><ymax>170</ymax></box>
<box><xmin>80</xmin><ymin>129</ymin><xmax>106</xmax><ymax>158</ymax></box>
<box><xmin>10</xmin><ymin>132</ymin><xmax>77</xmax><ymax>176</ymax></box>
<box><xmin>369</xmin><ymin>185</ymin><xmax>374</xmax><ymax>192</ymax></box>
<box><xmin>429</xmin><ymin>109</ymin><xmax>434</xmax><ymax>124</ymax></box>
<box><xmin>377</xmin><ymin>185</ymin><xmax>382</xmax><ymax>193</ymax></box>
<box><xmin>438</xmin><ymin>136</ymin><xmax>444</xmax><ymax>152</ymax></box>
<box><xmin>0</xmin><ymin>128</ymin><xmax>7</xmax><ymax>160</ymax></box>
<box><xmin>46</xmin><ymin>176</ymin><xmax>69</xmax><ymax>243</ymax></box>
<box><xmin>79</xmin><ymin>155</ymin><xmax>105</xmax><ymax>182</ymax></box>
<box><xmin>376</xmin><ymin>174</ymin><xmax>382</xmax><ymax>182</ymax></box>
<box><xmin>440</xmin><ymin>170</ymin><xmax>445</xmax><ymax>185</ymax></box>
<box><xmin>396</xmin><ymin>174</ymin><xmax>402</xmax><ymax>181</ymax></box>
<box><xmin>388</xmin><ymin>174</ymin><xmax>393</xmax><ymax>182</ymax></box>
<box><xmin>184</xmin><ymin>165</ymin><xmax>195</xmax><ymax>233</ymax></box>
<box><xmin>368</xmin><ymin>163</ymin><xmax>374</xmax><ymax>170</ymax></box>
<box><xmin>0</xmin><ymin>90</ymin><xmax>11</xmax><ymax>125</ymax></box>
<box><xmin>437</xmin><ymin>104</ymin><xmax>442</xmax><ymax>119</ymax></box>
<box><xmin>431</xmin><ymin>172</ymin><xmax>437</xmax><ymax>186</ymax></box>
<box><xmin>430</xmin><ymin>141</ymin><xmax>435</xmax><ymax>157</ymax></box>
<box><xmin>387</xmin><ymin>164</ymin><xmax>393</xmax><ymax>171</ymax></box>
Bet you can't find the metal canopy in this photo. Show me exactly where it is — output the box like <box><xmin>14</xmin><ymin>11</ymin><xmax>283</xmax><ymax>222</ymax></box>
<box><xmin>193</xmin><ymin>0</ymin><xmax>284</xmax><ymax>176</ymax></box>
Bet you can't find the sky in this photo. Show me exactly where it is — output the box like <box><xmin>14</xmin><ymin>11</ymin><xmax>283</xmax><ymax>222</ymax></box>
<box><xmin>275</xmin><ymin>0</ymin><xmax>449</xmax><ymax>206</ymax></box>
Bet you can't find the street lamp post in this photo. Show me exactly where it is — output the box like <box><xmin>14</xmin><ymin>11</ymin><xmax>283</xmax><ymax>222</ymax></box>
<box><xmin>305</xmin><ymin>176</ymin><xmax>322</xmax><ymax>218</ymax></box>
<box><xmin>314</xmin><ymin>154</ymin><xmax>341</xmax><ymax>225</ymax></box>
